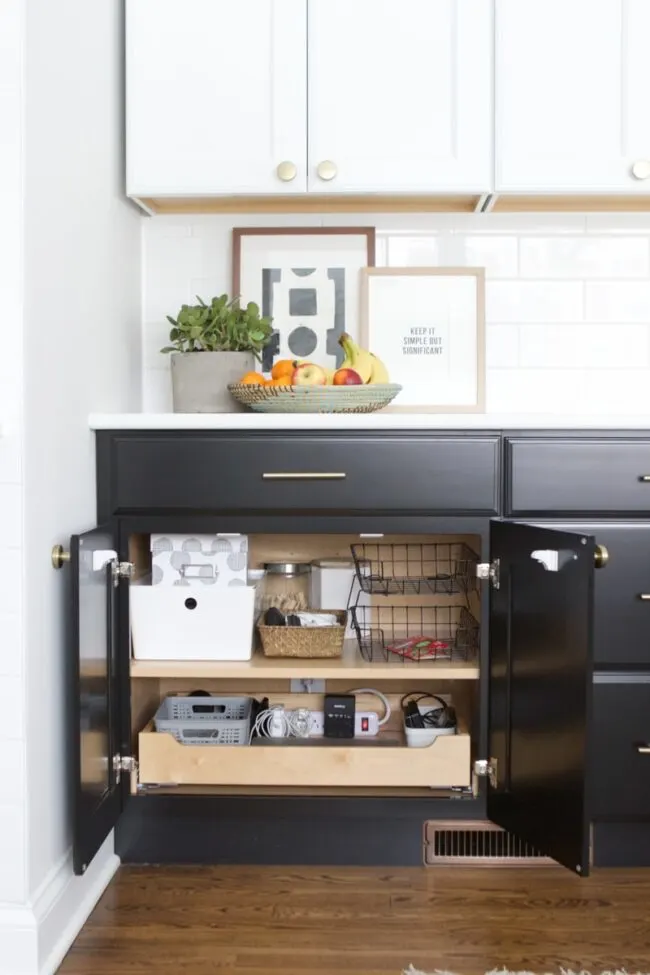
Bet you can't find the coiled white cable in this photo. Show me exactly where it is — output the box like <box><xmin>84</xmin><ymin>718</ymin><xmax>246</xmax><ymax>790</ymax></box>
<box><xmin>249</xmin><ymin>705</ymin><xmax>312</xmax><ymax>744</ymax></box>
<box><xmin>346</xmin><ymin>687</ymin><xmax>391</xmax><ymax>726</ymax></box>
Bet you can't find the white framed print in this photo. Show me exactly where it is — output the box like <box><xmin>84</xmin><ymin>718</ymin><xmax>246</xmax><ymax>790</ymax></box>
<box><xmin>233</xmin><ymin>227</ymin><xmax>375</xmax><ymax>374</ymax></box>
<box><xmin>360</xmin><ymin>268</ymin><xmax>486</xmax><ymax>413</ymax></box>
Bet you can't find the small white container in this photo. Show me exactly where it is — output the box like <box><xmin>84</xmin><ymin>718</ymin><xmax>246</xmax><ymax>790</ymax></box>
<box><xmin>310</xmin><ymin>558</ymin><xmax>369</xmax><ymax>638</ymax></box>
<box><xmin>131</xmin><ymin>581</ymin><xmax>255</xmax><ymax>660</ymax></box>
<box><xmin>404</xmin><ymin>706</ymin><xmax>457</xmax><ymax>748</ymax></box>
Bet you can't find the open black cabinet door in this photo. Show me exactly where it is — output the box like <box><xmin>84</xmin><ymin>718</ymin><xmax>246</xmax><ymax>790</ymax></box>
<box><xmin>487</xmin><ymin>521</ymin><xmax>595</xmax><ymax>875</ymax></box>
<box><xmin>68</xmin><ymin>528</ymin><xmax>122</xmax><ymax>875</ymax></box>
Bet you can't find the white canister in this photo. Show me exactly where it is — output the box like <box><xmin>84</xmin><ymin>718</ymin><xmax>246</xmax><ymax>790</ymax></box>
<box><xmin>310</xmin><ymin>559</ymin><xmax>368</xmax><ymax>638</ymax></box>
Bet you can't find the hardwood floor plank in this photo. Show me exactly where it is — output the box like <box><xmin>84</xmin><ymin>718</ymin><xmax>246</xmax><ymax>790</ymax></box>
<box><xmin>59</xmin><ymin>866</ymin><xmax>650</xmax><ymax>975</ymax></box>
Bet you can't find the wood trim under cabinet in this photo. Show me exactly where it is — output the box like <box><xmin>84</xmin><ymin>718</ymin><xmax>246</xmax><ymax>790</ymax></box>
<box><xmin>133</xmin><ymin>193</ymin><xmax>650</xmax><ymax>216</ymax></box>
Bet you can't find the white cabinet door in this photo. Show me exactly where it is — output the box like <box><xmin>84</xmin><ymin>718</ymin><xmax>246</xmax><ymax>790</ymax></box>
<box><xmin>496</xmin><ymin>0</ymin><xmax>650</xmax><ymax>193</ymax></box>
<box><xmin>307</xmin><ymin>0</ymin><xmax>492</xmax><ymax>194</ymax></box>
<box><xmin>126</xmin><ymin>0</ymin><xmax>307</xmax><ymax>196</ymax></box>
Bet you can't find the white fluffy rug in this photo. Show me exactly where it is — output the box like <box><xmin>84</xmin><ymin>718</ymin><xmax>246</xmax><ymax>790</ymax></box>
<box><xmin>403</xmin><ymin>968</ymin><xmax>649</xmax><ymax>975</ymax></box>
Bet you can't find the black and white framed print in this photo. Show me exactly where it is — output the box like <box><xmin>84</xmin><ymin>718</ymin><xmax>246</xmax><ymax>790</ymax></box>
<box><xmin>360</xmin><ymin>267</ymin><xmax>486</xmax><ymax>413</ymax></box>
<box><xmin>232</xmin><ymin>227</ymin><xmax>375</xmax><ymax>373</ymax></box>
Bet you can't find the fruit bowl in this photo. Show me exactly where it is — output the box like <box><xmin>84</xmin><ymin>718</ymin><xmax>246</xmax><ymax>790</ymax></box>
<box><xmin>228</xmin><ymin>383</ymin><xmax>402</xmax><ymax>414</ymax></box>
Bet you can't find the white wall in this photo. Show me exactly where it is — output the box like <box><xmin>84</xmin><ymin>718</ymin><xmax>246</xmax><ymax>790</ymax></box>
<box><xmin>142</xmin><ymin>211</ymin><xmax>650</xmax><ymax>416</ymax></box>
<box><xmin>0</xmin><ymin>1</ymin><xmax>142</xmax><ymax>973</ymax></box>
<box><xmin>0</xmin><ymin>0</ymin><xmax>27</xmax><ymax>915</ymax></box>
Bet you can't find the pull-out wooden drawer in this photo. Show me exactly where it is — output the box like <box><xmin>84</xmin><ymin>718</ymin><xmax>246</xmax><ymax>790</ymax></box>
<box><xmin>137</xmin><ymin>724</ymin><xmax>471</xmax><ymax>789</ymax></box>
<box><xmin>100</xmin><ymin>432</ymin><xmax>500</xmax><ymax>515</ymax></box>
<box><xmin>506</xmin><ymin>438</ymin><xmax>650</xmax><ymax>515</ymax></box>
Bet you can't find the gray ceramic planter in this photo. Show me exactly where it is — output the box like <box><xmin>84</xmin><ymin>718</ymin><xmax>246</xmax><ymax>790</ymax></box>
<box><xmin>170</xmin><ymin>351</ymin><xmax>256</xmax><ymax>413</ymax></box>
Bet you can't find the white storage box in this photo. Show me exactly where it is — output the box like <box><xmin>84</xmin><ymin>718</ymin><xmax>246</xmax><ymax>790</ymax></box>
<box><xmin>310</xmin><ymin>558</ymin><xmax>369</xmax><ymax>638</ymax></box>
<box><xmin>131</xmin><ymin>581</ymin><xmax>255</xmax><ymax>660</ymax></box>
<box><xmin>151</xmin><ymin>533</ymin><xmax>248</xmax><ymax>587</ymax></box>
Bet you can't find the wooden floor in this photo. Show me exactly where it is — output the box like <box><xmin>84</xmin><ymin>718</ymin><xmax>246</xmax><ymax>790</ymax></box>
<box><xmin>59</xmin><ymin>865</ymin><xmax>650</xmax><ymax>974</ymax></box>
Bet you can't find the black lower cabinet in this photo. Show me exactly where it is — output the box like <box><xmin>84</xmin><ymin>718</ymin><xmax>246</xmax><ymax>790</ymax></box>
<box><xmin>591</xmin><ymin>678</ymin><xmax>650</xmax><ymax>819</ymax></box>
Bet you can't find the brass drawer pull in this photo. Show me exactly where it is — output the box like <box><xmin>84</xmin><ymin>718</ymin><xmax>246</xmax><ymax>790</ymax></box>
<box><xmin>640</xmin><ymin>594</ymin><xmax>650</xmax><ymax>601</ymax></box>
<box><xmin>262</xmin><ymin>472</ymin><xmax>346</xmax><ymax>480</ymax></box>
<box><xmin>640</xmin><ymin>475</ymin><xmax>650</xmax><ymax>482</ymax></box>
<box><xmin>637</xmin><ymin>745</ymin><xmax>650</xmax><ymax>754</ymax></box>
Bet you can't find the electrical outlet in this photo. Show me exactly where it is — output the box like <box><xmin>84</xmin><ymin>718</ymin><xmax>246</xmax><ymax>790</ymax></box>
<box><xmin>290</xmin><ymin>678</ymin><xmax>325</xmax><ymax>694</ymax></box>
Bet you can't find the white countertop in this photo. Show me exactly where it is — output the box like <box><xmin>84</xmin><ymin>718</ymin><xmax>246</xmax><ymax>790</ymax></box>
<box><xmin>89</xmin><ymin>412</ymin><xmax>650</xmax><ymax>430</ymax></box>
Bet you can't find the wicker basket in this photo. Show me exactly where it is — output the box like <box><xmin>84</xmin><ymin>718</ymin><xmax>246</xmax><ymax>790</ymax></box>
<box><xmin>228</xmin><ymin>383</ymin><xmax>402</xmax><ymax>414</ymax></box>
<box><xmin>257</xmin><ymin>610</ymin><xmax>347</xmax><ymax>658</ymax></box>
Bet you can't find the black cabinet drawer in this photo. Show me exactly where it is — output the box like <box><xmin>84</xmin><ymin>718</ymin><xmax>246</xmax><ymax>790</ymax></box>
<box><xmin>507</xmin><ymin>438</ymin><xmax>650</xmax><ymax>514</ymax></box>
<box><xmin>545</xmin><ymin>523</ymin><xmax>650</xmax><ymax>667</ymax></box>
<box><xmin>591</xmin><ymin>679</ymin><xmax>650</xmax><ymax>818</ymax></box>
<box><xmin>103</xmin><ymin>433</ymin><xmax>500</xmax><ymax>514</ymax></box>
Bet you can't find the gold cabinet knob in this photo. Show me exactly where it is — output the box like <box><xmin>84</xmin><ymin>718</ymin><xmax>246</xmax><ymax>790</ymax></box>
<box><xmin>51</xmin><ymin>545</ymin><xmax>70</xmax><ymax>569</ymax></box>
<box><xmin>594</xmin><ymin>544</ymin><xmax>609</xmax><ymax>569</ymax></box>
<box><xmin>276</xmin><ymin>161</ymin><xmax>297</xmax><ymax>182</ymax></box>
<box><xmin>317</xmin><ymin>160</ymin><xmax>338</xmax><ymax>181</ymax></box>
<box><xmin>632</xmin><ymin>159</ymin><xmax>650</xmax><ymax>180</ymax></box>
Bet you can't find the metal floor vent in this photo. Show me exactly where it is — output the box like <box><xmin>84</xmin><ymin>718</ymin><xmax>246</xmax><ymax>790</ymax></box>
<box><xmin>423</xmin><ymin>821</ymin><xmax>554</xmax><ymax>866</ymax></box>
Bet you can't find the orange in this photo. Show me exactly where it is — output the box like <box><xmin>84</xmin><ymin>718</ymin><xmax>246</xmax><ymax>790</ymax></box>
<box><xmin>267</xmin><ymin>376</ymin><xmax>292</xmax><ymax>387</ymax></box>
<box><xmin>239</xmin><ymin>371</ymin><xmax>267</xmax><ymax>385</ymax></box>
<box><xmin>271</xmin><ymin>358</ymin><xmax>296</xmax><ymax>381</ymax></box>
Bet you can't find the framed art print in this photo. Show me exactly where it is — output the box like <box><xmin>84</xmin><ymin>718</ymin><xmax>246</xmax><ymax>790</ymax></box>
<box><xmin>232</xmin><ymin>227</ymin><xmax>375</xmax><ymax>373</ymax></box>
<box><xmin>360</xmin><ymin>267</ymin><xmax>486</xmax><ymax>413</ymax></box>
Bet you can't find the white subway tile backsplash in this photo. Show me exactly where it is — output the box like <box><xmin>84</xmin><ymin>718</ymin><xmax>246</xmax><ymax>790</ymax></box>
<box><xmin>586</xmin><ymin>282</ymin><xmax>650</xmax><ymax>322</ymax></box>
<box><xmin>520</xmin><ymin>237</ymin><xmax>649</xmax><ymax>279</ymax></box>
<box><xmin>486</xmin><ymin>281</ymin><xmax>584</xmax><ymax>323</ymax></box>
<box><xmin>142</xmin><ymin>212</ymin><xmax>650</xmax><ymax>416</ymax></box>
<box><xmin>455</xmin><ymin>236</ymin><xmax>518</xmax><ymax>278</ymax></box>
<box><xmin>519</xmin><ymin>324</ymin><xmax>650</xmax><ymax>369</ymax></box>
<box><xmin>486</xmin><ymin>324</ymin><xmax>519</xmax><ymax>368</ymax></box>
<box><xmin>386</xmin><ymin>235</ymin><xmax>439</xmax><ymax>265</ymax></box>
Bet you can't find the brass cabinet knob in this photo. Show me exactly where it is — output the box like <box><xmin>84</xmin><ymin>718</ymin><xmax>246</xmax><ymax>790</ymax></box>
<box><xmin>276</xmin><ymin>161</ymin><xmax>297</xmax><ymax>182</ymax></box>
<box><xmin>594</xmin><ymin>544</ymin><xmax>609</xmax><ymax>569</ymax></box>
<box><xmin>632</xmin><ymin>159</ymin><xmax>650</xmax><ymax>180</ymax></box>
<box><xmin>316</xmin><ymin>160</ymin><xmax>338</xmax><ymax>181</ymax></box>
<box><xmin>51</xmin><ymin>545</ymin><xmax>70</xmax><ymax>569</ymax></box>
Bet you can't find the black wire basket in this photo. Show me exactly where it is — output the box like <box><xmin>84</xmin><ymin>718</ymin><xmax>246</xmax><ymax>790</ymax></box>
<box><xmin>351</xmin><ymin>542</ymin><xmax>479</xmax><ymax>596</ymax></box>
<box><xmin>350</xmin><ymin>603</ymin><xmax>479</xmax><ymax>664</ymax></box>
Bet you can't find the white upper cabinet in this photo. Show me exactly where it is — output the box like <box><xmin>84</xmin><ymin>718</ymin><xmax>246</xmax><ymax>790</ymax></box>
<box><xmin>496</xmin><ymin>0</ymin><xmax>650</xmax><ymax>193</ymax></box>
<box><xmin>126</xmin><ymin>0</ymin><xmax>307</xmax><ymax>197</ymax></box>
<box><xmin>307</xmin><ymin>0</ymin><xmax>493</xmax><ymax>194</ymax></box>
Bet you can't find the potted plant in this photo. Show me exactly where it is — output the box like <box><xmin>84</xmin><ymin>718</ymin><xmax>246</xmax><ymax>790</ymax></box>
<box><xmin>161</xmin><ymin>294</ymin><xmax>273</xmax><ymax>413</ymax></box>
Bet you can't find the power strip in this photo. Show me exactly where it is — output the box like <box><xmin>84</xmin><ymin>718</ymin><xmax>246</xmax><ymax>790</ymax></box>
<box><xmin>267</xmin><ymin>708</ymin><xmax>380</xmax><ymax>738</ymax></box>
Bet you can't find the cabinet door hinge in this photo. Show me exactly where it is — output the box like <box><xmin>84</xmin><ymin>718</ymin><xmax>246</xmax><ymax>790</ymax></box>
<box><xmin>476</xmin><ymin>559</ymin><xmax>500</xmax><ymax>589</ymax></box>
<box><xmin>113</xmin><ymin>754</ymin><xmax>138</xmax><ymax>784</ymax></box>
<box><xmin>111</xmin><ymin>560</ymin><xmax>135</xmax><ymax>588</ymax></box>
<box><xmin>472</xmin><ymin>758</ymin><xmax>498</xmax><ymax>795</ymax></box>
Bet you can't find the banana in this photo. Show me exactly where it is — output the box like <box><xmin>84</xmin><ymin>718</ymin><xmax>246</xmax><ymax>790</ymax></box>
<box><xmin>368</xmin><ymin>353</ymin><xmax>390</xmax><ymax>384</ymax></box>
<box><xmin>323</xmin><ymin>367</ymin><xmax>336</xmax><ymax>385</ymax></box>
<box><xmin>338</xmin><ymin>333</ymin><xmax>374</xmax><ymax>383</ymax></box>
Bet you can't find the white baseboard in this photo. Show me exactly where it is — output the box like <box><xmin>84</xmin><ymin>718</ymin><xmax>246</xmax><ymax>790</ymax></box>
<box><xmin>0</xmin><ymin>834</ymin><xmax>119</xmax><ymax>975</ymax></box>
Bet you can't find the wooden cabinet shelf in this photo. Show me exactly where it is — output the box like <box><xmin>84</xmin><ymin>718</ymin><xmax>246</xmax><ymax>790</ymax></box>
<box><xmin>130</xmin><ymin>643</ymin><xmax>480</xmax><ymax>681</ymax></box>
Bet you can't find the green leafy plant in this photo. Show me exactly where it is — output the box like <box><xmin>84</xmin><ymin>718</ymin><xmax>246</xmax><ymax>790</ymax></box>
<box><xmin>161</xmin><ymin>294</ymin><xmax>273</xmax><ymax>358</ymax></box>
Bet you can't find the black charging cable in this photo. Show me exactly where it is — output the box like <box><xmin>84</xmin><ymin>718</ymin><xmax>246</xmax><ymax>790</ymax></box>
<box><xmin>400</xmin><ymin>691</ymin><xmax>456</xmax><ymax>730</ymax></box>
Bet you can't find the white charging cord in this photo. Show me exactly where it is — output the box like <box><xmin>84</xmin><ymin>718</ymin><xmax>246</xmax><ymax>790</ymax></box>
<box><xmin>249</xmin><ymin>704</ymin><xmax>312</xmax><ymax>744</ymax></box>
<box><xmin>346</xmin><ymin>687</ymin><xmax>391</xmax><ymax>726</ymax></box>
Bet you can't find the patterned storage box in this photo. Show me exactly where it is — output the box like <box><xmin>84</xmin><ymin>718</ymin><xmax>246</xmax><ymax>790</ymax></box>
<box><xmin>151</xmin><ymin>533</ymin><xmax>248</xmax><ymax>588</ymax></box>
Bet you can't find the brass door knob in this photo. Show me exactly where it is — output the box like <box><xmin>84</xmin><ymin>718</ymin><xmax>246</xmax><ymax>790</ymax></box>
<box><xmin>51</xmin><ymin>545</ymin><xmax>70</xmax><ymax>569</ymax></box>
<box><xmin>594</xmin><ymin>544</ymin><xmax>609</xmax><ymax>569</ymax></box>
<box><xmin>632</xmin><ymin>160</ymin><xmax>650</xmax><ymax>180</ymax></box>
<box><xmin>316</xmin><ymin>160</ymin><xmax>338</xmax><ymax>181</ymax></box>
<box><xmin>276</xmin><ymin>161</ymin><xmax>297</xmax><ymax>182</ymax></box>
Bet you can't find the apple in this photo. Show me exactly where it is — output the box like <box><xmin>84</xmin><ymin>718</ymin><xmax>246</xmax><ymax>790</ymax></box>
<box><xmin>333</xmin><ymin>368</ymin><xmax>363</xmax><ymax>386</ymax></box>
<box><xmin>292</xmin><ymin>362</ymin><xmax>328</xmax><ymax>386</ymax></box>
